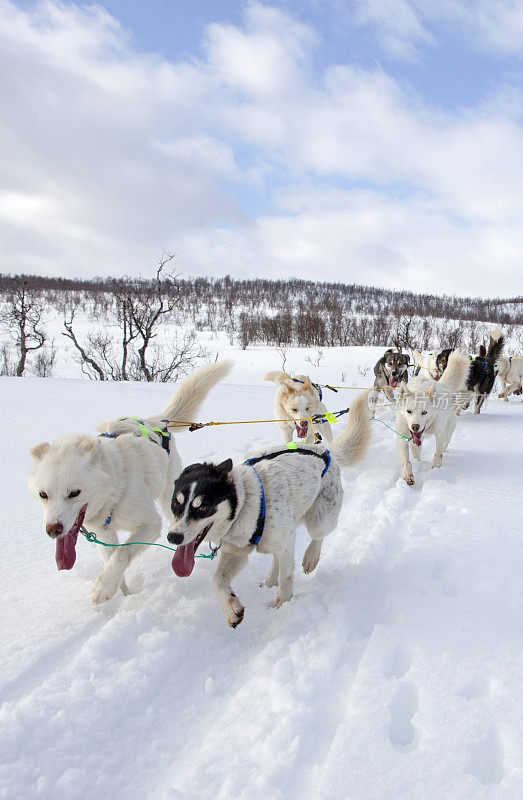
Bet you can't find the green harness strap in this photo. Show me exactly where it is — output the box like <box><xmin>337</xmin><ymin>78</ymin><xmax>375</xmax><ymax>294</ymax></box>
<box><xmin>80</xmin><ymin>527</ymin><xmax>216</xmax><ymax>559</ymax></box>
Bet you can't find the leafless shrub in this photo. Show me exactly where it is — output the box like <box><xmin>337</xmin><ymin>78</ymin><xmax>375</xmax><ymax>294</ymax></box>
<box><xmin>32</xmin><ymin>340</ymin><xmax>57</xmax><ymax>377</ymax></box>
<box><xmin>276</xmin><ymin>346</ymin><xmax>288</xmax><ymax>371</ymax></box>
<box><xmin>305</xmin><ymin>349</ymin><xmax>324</xmax><ymax>368</ymax></box>
<box><xmin>0</xmin><ymin>341</ymin><xmax>15</xmax><ymax>376</ymax></box>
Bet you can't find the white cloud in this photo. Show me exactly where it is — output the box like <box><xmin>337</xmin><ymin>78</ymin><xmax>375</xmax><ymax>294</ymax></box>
<box><xmin>354</xmin><ymin>0</ymin><xmax>434</xmax><ymax>62</ymax></box>
<box><xmin>353</xmin><ymin>0</ymin><xmax>523</xmax><ymax>60</ymax></box>
<box><xmin>0</xmin><ymin>0</ymin><xmax>521</xmax><ymax>296</ymax></box>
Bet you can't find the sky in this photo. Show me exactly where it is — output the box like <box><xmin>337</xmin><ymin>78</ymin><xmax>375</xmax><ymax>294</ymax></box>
<box><xmin>1</xmin><ymin>1</ymin><xmax>522</xmax><ymax>296</ymax></box>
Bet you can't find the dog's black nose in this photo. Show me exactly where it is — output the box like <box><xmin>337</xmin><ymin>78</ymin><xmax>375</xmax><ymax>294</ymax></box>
<box><xmin>411</xmin><ymin>423</ymin><xmax>420</xmax><ymax>432</ymax></box>
<box><xmin>46</xmin><ymin>522</ymin><xmax>63</xmax><ymax>537</ymax></box>
<box><xmin>167</xmin><ymin>531</ymin><xmax>184</xmax><ymax>545</ymax></box>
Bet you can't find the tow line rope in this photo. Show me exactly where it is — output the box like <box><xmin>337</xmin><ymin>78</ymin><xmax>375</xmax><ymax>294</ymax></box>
<box><xmin>168</xmin><ymin>408</ymin><xmax>350</xmax><ymax>433</ymax></box>
<box><xmin>371</xmin><ymin>418</ymin><xmax>412</xmax><ymax>440</ymax></box>
<box><xmin>78</xmin><ymin>526</ymin><xmax>218</xmax><ymax>559</ymax></box>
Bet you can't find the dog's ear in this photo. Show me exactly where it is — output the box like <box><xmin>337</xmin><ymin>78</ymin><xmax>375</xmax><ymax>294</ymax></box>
<box><xmin>30</xmin><ymin>442</ymin><xmax>51</xmax><ymax>460</ymax></box>
<box><xmin>302</xmin><ymin>376</ymin><xmax>312</xmax><ymax>390</ymax></box>
<box><xmin>479</xmin><ymin>345</ymin><xmax>486</xmax><ymax>358</ymax></box>
<box><xmin>216</xmin><ymin>459</ymin><xmax>233</xmax><ymax>474</ymax></box>
<box><xmin>397</xmin><ymin>383</ymin><xmax>411</xmax><ymax>397</ymax></box>
<box><xmin>78</xmin><ymin>437</ymin><xmax>97</xmax><ymax>455</ymax></box>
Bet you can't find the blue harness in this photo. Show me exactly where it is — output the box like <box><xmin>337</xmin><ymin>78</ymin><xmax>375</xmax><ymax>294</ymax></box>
<box><xmin>243</xmin><ymin>447</ymin><xmax>331</xmax><ymax>546</ymax></box>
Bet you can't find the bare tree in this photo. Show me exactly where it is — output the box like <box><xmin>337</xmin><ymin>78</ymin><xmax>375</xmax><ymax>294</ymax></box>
<box><xmin>0</xmin><ymin>277</ymin><xmax>46</xmax><ymax>375</ymax></box>
<box><xmin>63</xmin><ymin>311</ymin><xmax>107</xmax><ymax>380</ymax></box>
<box><xmin>62</xmin><ymin>255</ymin><xmax>207</xmax><ymax>381</ymax></box>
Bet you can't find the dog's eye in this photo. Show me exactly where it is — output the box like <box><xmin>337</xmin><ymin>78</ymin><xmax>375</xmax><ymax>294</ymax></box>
<box><xmin>292</xmin><ymin>408</ymin><xmax>298</xmax><ymax>413</ymax></box>
<box><xmin>421</xmin><ymin>410</ymin><xmax>428</xmax><ymax>415</ymax></box>
<box><xmin>68</xmin><ymin>489</ymin><xmax>81</xmax><ymax>498</ymax></box>
<box><xmin>39</xmin><ymin>490</ymin><xmax>48</xmax><ymax>500</ymax></box>
<box><xmin>407</xmin><ymin>409</ymin><xmax>412</xmax><ymax>414</ymax></box>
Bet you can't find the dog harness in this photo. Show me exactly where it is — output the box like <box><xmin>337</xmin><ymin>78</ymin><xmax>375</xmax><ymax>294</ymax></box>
<box><xmin>292</xmin><ymin>377</ymin><xmax>323</xmax><ymax>401</ymax></box>
<box><xmin>243</xmin><ymin>446</ymin><xmax>332</xmax><ymax>546</ymax></box>
<box><xmin>100</xmin><ymin>417</ymin><xmax>171</xmax><ymax>455</ymax></box>
<box><xmin>471</xmin><ymin>357</ymin><xmax>489</xmax><ymax>373</ymax></box>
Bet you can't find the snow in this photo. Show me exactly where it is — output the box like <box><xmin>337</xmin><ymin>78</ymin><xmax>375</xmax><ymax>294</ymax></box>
<box><xmin>1</xmin><ymin>346</ymin><xmax>522</xmax><ymax>799</ymax></box>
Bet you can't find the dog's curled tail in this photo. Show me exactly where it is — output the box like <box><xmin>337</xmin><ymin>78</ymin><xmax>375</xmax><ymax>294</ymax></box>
<box><xmin>438</xmin><ymin>351</ymin><xmax>471</xmax><ymax>393</ymax></box>
<box><xmin>486</xmin><ymin>327</ymin><xmax>504</xmax><ymax>363</ymax></box>
<box><xmin>331</xmin><ymin>389</ymin><xmax>373</xmax><ymax>468</ymax></box>
<box><xmin>158</xmin><ymin>360</ymin><xmax>233</xmax><ymax>427</ymax></box>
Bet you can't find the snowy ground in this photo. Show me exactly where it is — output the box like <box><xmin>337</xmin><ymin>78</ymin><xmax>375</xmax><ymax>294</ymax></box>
<box><xmin>1</xmin><ymin>346</ymin><xmax>522</xmax><ymax>800</ymax></box>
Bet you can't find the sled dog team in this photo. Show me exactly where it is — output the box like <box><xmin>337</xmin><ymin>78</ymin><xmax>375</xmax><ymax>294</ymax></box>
<box><xmin>28</xmin><ymin>328</ymin><xmax>516</xmax><ymax>626</ymax></box>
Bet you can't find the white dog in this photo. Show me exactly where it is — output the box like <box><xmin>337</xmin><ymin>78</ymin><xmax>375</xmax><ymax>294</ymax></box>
<box><xmin>495</xmin><ymin>355</ymin><xmax>523</xmax><ymax>401</ymax></box>
<box><xmin>395</xmin><ymin>351</ymin><xmax>470</xmax><ymax>485</ymax></box>
<box><xmin>166</xmin><ymin>390</ymin><xmax>372</xmax><ymax>627</ymax></box>
<box><xmin>412</xmin><ymin>349</ymin><xmax>439</xmax><ymax>380</ymax></box>
<box><xmin>28</xmin><ymin>360</ymin><xmax>232</xmax><ymax>604</ymax></box>
<box><xmin>264</xmin><ymin>371</ymin><xmax>333</xmax><ymax>444</ymax></box>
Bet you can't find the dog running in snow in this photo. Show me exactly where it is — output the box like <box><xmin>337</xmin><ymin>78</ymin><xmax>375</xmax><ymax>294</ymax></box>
<box><xmin>28</xmin><ymin>360</ymin><xmax>232</xmax><ymax>605</ymax></box>
<box><xmin>395</xmin><ymin>351</ymin><xmax>471</xmax><ymax>485</ymax></box>
<box><xmin>412</xmin><ymin>349</ymin><xmax>439</xmax><ymax>380</ymax></box>
<box><xmin>435</xmin><ymin>328</ymin><xmax>504</xmax><ymax>415</ymax></box>
<box><xmin>166</xmin><ymin>389</ymin><xmax>372</xmax><ymax>627</ymax></box>
<box><xmin>495</xmin><ymin>354</ymin><xmax>523</xmax><ymax>401</ymax></box>
<box><xmin>264</xmin><ymin>371</ymin><xmax>333</xmax><ymax>444</ymax></box>
<box><xmin>373</xmin><ymin>349</ymin><xmax>410</xmax><ymax>401</ymax></box>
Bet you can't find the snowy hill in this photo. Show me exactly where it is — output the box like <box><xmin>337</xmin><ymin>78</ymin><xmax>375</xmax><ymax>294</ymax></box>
<box><xmin>1</xmin><ymin>347</ymin><xmax>522</xmax><ymax>799</ymax></box>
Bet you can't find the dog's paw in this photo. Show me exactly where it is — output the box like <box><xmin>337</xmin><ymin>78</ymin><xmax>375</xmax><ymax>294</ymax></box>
<box><xmin>91</xmin><ymin>568</ymin><xmax>121</xmax><ymax>605</ymax></box>
<box><xmin>302</xmin><ymin>540</ymin><xmax>321</xmax><ymax>574</ymax></box>
<box><xmin>261</xmin><ymin>575</ymin><xmax>278</xmax><ymax>589</ymax></box>
<box><xmin>225</xmin><ymin>596</ymin><xmax>245</xmax><ymax>628</ymax></box>
<box><xmin>403</xmin><ymin>474</ymin><xmax>415</xmax><ymax>486</ymax></box>
<box><xmin>273</xmin><ymin>594</ymin><xmax>293</xmax><ymax>609</ymax></box>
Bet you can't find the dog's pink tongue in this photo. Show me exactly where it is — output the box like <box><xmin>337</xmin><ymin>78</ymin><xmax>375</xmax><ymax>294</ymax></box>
<box><xmin>55</xmin><ymin>531</ymin><xmax>78</xmax><ymax>571</ymax></box>
<box><xmin>389</xmin><ymin>376</ymin><xmax>398</xmax><ymax>388</ymax></box>
<box><xmin>412</xmin><ymin>431</ymin><xmax>422</xmax><ymax>447</ymax></box>
<box><xmin>172</xmin><ymin>541</ymin><xmax>196</xmax><ymax>577</ymax></box>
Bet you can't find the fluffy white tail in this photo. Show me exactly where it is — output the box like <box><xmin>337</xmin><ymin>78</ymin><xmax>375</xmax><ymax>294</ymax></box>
<box><xmin>438</xmin><ymin>351</ymin><xmax>470</xmax><ymax>393</ymax></box>
<box><xmin>331</xmin><ymin>390</ymin><xmax>373</xmax><ymax>468</ymax></box>
<box><xmin>148</xmin><ymin>360</ymin><xmax>233</xmax><ymax>427</ymax></box>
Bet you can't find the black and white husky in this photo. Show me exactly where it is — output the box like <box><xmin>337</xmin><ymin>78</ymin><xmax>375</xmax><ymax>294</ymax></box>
<box><xmin>167</xmin><ymin>390</ymin><xmax>372</xmax><ymax>627</ymax></box>
<box><xmin>435</xmin><ymin>328</ymin><xmax>504</xmax><ymax>414</ymax></box>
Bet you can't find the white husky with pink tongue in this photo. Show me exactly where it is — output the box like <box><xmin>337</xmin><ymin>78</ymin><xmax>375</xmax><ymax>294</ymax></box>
<box><xmin>264</xmin><ymin>371</ymin><xmax>333</xmax><ymax>445</ymax></box>
<box><xmin>394</xmin><ymin>351</ymin><xmax>471</xmax><ymax>485</ymax></box>
<box><xmin>28</xmin><ymin>360</ymin><xmax>233</xmax><ymax>604</ymax></box>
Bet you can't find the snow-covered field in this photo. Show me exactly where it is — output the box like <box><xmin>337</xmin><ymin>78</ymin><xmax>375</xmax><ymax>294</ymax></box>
<box><xmin>1</xmin><ymin>345</ymin><xmax>522</xmax><ymax>800</ymax></box>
